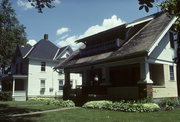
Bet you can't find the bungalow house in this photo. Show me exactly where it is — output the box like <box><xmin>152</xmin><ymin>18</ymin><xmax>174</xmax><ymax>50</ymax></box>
<box><xmin>1</xmin><ymin>34</ymin><xmax>82</xmax><ymax>101</ymax></box>
<box><xmin>55</xmin><ymin>12</ymin><xmax>179</xmax><ymax>102</ymax></box>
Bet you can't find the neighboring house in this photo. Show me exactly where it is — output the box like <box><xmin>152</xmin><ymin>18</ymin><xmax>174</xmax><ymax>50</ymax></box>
<box><xmin>55</xmin><ymin>12</ymin><xmax>179</xmax><ymax>102</ymax></box>
<box><xmin>2</xmin><ymin>34</ymin><xmax>82</xmax><ymax>101</ymax></box>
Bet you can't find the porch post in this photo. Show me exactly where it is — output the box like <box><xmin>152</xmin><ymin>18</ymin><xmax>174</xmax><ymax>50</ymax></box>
<box><xmin>12</xmin><ymin>78</ymin><xmax>15</xmax><ymax>100</ymax></box>
<box><xmin>139</xmin><ymin>62</ymin><xmax>153</xmax><ymax>83</ymax></box>
<box><xmin>138</xmin><ymin>61</ymin><xmax>153</xmax><ymax>99</ymax></box>
<box><xmin>63</xmin><ymin>69</ymin><xmax>70</xmax><ymax>100</ymax></box>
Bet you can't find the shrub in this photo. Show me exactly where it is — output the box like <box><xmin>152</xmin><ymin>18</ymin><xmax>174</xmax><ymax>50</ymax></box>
<box><xmin>82</xmin><ymin>100</ymin><xmax>160</xmax><ymax>112</ymax></box>
<box><xmin>0</xmin><ymin>91</ymin><xmax>12</xmax><ymax>101</ymax></box>
<box><xmin>28</xmin><ymin>97</ymin><xmax>55</xmax><ymax>102</ymax></box>
<box><xmin>159</xmin><ymin>98</ymin><xmax>180</xmax><ymax>110</ymax></box>
<box><xmin>83</xmin><ymin>101</ymin><xmax>112</xmax><ymax>109</ymax></box>
<box><xmin>29</xmin><ymin>97</ymin><xmax>75</xmax><ymax>107</ymax></box>
<box><xmin>160</xmin><ymin>98</ymin><xmax>180</xmax><ymax>107</ymax></box>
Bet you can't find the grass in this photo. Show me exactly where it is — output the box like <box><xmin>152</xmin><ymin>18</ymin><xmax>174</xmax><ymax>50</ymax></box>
<box><xmin>1</xmin><ymin>107</ymin><xmax>180</xmax><ymax>122</ymax></box>
<box><xmin>30</xmin><ymin>108</ymin><xmax>180</xmax><ymax>122</ymax></box>
<box><xmin>0</xmin><ymin>101</ymin><xmax>61</xmax><ymax>116</ymax></box>
<box><xmin>1</xmin><ymin>101</ymin><xmax>180</xmax><ymax>122</ymax></box>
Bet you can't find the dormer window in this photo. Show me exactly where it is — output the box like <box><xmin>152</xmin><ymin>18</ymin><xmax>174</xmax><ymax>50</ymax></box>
<box><xmin>41</xmin><ymin>62</ymin><xmax>46</xmax><ymax>71</ymax></box>
<box><xmin>169</xmin><ymin>32</ymin><xmax>174</xmax><ymax>49</ymax></box>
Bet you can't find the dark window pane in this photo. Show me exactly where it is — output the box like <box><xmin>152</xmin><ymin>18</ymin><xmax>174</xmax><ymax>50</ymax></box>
<box><xmin>41</xmin><ymin>62</ymin><xmax>46</xmax><ymax>71</ymax></box>
<box><xmin>170</xmin><ymin>32</ymin><xmax>174</xmax><ymax>48</ymax></box>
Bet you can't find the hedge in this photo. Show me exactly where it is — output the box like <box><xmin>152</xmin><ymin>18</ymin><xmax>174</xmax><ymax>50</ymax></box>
<box><xmin>0</xmin><ymin>91</ymin><xmax>12</xmax><ymax>101</ymax></box>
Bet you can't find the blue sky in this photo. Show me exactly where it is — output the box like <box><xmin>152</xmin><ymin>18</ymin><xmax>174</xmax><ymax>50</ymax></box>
<box><xmin>11</xmin><ymin>0</ymin><xmax>162</xmax><ymax>50</ymax></box>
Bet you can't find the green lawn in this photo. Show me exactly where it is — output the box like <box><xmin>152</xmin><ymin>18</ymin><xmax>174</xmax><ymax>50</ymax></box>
<box><xmin>30</xmin><ymin>108</ymin><xmax>180</xmax><ymax>122</ymax></box>
<box><xmin>1</xmin><ymin>101</ymin><xmax>180</xmax><ymax>122</ymax></box>
<box><xmin>1</xmin><ymin>107</ymin><xmax>180</xmax><ymax>122</ymax></box>
<box><xmin>0</xmin><ymin>101</ymin><xmax>61</xmax><ymax>116</ymax></box>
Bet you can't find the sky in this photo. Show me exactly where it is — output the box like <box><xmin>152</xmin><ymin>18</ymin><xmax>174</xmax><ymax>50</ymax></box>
<box><xmin>11</xmin><ymin>0</ymin><xmax>162</xmax><ymax>50</ymax></box>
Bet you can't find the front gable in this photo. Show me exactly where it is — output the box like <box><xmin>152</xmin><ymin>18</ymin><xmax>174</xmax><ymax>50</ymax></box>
<box><xmin>148</xmin><ymin>31</ymin><xmax>178</xmax><ymax>64</ymax></box>
<box><xmin>55</xmin><ymin>46</ymin><xmax>73</xmax><ymax>60</ymax></box>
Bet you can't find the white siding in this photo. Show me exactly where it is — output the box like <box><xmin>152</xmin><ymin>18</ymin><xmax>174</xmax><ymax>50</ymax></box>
<box><xmin>153</xmin><ymin>64</ymin><xmax>178</xmax><ymax>98</ymax></box>
<box><xmin>149</xmin><ymin>31</ymin><xmax>177</xmax><ymax>64</ymax></box>
<box><xmin>27</xmin><ymin>59</ymin><xmax>82</xmax><ymax>97</ymax></box>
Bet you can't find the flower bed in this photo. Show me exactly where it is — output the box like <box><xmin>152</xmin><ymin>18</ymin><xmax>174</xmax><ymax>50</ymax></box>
<box><xmin>83</xmin><ymin>100</ymin><xmax>160</xmax><ymax>112</ymax></box>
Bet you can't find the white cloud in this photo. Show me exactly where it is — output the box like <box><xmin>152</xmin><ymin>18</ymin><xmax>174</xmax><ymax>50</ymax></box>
<box><xmin>57</xmin><ymin>15</ymin><xmax>125</xmax><ymax>50</ymax></box>
<box><xmin>17</xmin><ymin>0</ymin><xmax>33</xmax><ymax>10</ymax></box>
<box><xmin>54</xmin><ymin>0</ymin><xmax>61</xmax><ymax>4</ymax></box>
<box><xmin>60</xmin><ymin>34</ymin><xmax>69</xmax><ymax>40</ymax></box>
<box><xmin>56</xmin><ymin>27</ymin><xmax>69</xmax><ymax>36</ymax></box>
<box><xmin>27</xmin><ymin>40</ymin><xmax>37</xmax><ymax>46</ymax></box>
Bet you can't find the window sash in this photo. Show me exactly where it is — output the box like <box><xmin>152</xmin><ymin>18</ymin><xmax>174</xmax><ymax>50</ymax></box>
<box><xmin>41</xmin><ymin>80</ymin><xmax>45</xmax><ymax>88</ymax></box>
<box><xmin>169</xmin><ymin>66</ymin><xmax>175</xmax><ymax>80</ymax></box>
<box><xmin>59</xmin><ymin>80</ymin><xmax>64</xmax><ymax>90</ymax></box>
<box><xmin>41</xmin><ymin>62</ymin><xmax>46</xmax><ymax>71</ymax></box>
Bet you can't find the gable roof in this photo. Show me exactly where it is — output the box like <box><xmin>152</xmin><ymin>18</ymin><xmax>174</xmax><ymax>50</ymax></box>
<box><xmin>18</xmin><ymin>38</ymin><xmax>71</xmax><ymax>61</ymax></box>
<box><xmin>18</xmin><ymin>44</ymin><xmax>32</xmax><ymax>57</ymax></box>
<box><xmin>27</xmin><ymin>39</ymin><xmax>59</xmax><ymax>60</ymax></box>
<box><xmin>55</xmin><ymin>12</ymin><xmax>177</xmax><ymax>69</ymax></box>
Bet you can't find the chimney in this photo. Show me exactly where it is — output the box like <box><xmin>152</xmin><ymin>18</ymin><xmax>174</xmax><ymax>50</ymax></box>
<box><xmin>44</xmin><ymin>34</ymin><xmax>48</xmax><ymax>40</ymax></box>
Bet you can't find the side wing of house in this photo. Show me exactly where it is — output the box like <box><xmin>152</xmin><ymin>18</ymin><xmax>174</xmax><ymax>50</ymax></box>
<box><xmin>27</xmin><ymin>58</ymin><xmax>65</xmax><ymax>97</ymax></box>
<box><xmin>27</xmin><ymin>42</ymin><xmax>82</xmax><ymax>98</ymax></box>
<box><xmin>148</xmin><ymin>30</ymin><xmax>178</xmax><ymax>98</ymax></box>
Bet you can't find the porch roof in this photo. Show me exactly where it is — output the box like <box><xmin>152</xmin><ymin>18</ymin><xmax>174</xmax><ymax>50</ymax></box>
<box><xmin>12</xmin><ymin>75</ymin><xmax>28</xmax><ymax>79</ymax></box>
<box><xmin>55</xmin><ymin>12</ymin><xmax>175</xmax><ymax>69</ymax></box>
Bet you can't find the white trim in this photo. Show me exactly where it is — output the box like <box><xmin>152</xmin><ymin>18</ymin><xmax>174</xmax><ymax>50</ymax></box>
<box><xmin>23</xmin><ymin>46</ymin><xmax>34</xmax><ymax>59</ymax></box>
<box><xmin>148</xmin><ymin>17</ymin><xmax>177</xmax><ymax>55</ymax></box>
<box><xmin>55</xmin><ymin>46</ymin><xmax>69</xmax><ymax>60</ymax></box>
<box><xmin>53</xmin><ymin>48</ymin><xmax>60</xmax><ymax>60</ymax></box>
<box><xmin>126</xmin><ymin>17</ymin><xmax>153</xmax><ymax>28</ymax></box>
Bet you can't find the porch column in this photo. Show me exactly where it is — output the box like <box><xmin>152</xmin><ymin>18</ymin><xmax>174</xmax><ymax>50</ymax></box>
<box><xmin>12</xmin><ymin>79</ymin><xmax>15</xmax><ymax>100</ymax></box>
<box><xmin>139</xmin><ymin>62</ymin><xmax>153</xmax><ymax>83</ymax></box>
<box><xmin>63</xmin><ymin>69</ymin><xmax>70</xmax><ymax>100</ymax></box>
<box><xmin>138</xmin><ymin>62</ymin><xmax>153</xmax><ymax>99</ymax></box>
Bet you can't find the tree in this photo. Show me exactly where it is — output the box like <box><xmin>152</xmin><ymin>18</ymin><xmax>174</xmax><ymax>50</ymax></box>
<box><xmin>28</xmin><ymin>0</ymin><xmax>56</xmax><ymax>13</ymax></box>
<box><xmin>0</xmin><ymin>0</ymin><xmax>27</xmax><ymax>73</ymax></box>
<box><xmin>139</xmin><ymin>0</ymin><xmax>180</xmax><ymax>31</ymax></box>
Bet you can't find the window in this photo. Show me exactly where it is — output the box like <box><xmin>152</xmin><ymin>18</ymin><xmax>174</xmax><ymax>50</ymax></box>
<box><xmin>41</xmin><ymin>62</ymin><xmax>46</xmax><ymax>71</ymax></box>
<box><xmin>169</xmin><ymin>32</ymin><xmax>174</xmax><ymax>48</ymax></box>
<box><xmin>169</xmin><ymin>66</ymin><xmax>175</xmax><ymax>81</ymax></box>
<box><xmin>59</xmin><ymin>80</ymin><xmax>64</xmax><ymax>90</ymax></box>
<box><xmin>40</xmin><ymin>80</ymin><xmax>45</xmax><ymax>94</ymax></box>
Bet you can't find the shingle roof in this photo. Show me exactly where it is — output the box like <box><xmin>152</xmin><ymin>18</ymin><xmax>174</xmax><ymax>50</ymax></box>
<box><xmin>18</xmin><ymin>44</ymin><xmax>32</xmax><ymax>57</ymax></box>
<box><xmin>56</xmin><ymin>12</ymin><xmax>176</xmax><ymax>68</ymax></box>
<box><xmin>113</xmin><ymin>12</ymin><xmax>173</xmax><ymax>57</ymax></box>
<box><xmin>18</xmin><ymin>39</ymin><xmax>69</xmax><ymax>61</ymax></box>
<box><xmin>27</xmin><ymin>39</ymin><xmax>59</xmax><ymax>60</ymax></box>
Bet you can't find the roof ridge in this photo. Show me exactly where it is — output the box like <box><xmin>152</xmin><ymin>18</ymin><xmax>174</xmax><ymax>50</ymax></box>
<box><xmin>24</xmin><ymin>39</ymin><xmax>42</xmax><ymax>58</ymax></box>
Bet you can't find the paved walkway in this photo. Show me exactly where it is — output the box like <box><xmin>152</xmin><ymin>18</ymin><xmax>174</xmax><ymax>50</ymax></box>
<box><xmin>1</xmin><ymin>107</ymin><xmax>79</xmax><ymax>118</ymax></box>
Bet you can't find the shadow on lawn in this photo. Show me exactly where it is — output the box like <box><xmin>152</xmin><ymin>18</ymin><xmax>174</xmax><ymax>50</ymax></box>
<box><xmin>0</xmin><ymin>104</ymin><xmax>42</xmax><ymax>122</ymax></box>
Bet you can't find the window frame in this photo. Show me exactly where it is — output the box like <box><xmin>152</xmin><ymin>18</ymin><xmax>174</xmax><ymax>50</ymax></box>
<box><xmin>59</xmin><ymin>79</ymin><xmax>64</xmax><ymax>91</ymax></box>
<box><xmin>169</xmin><ymin>65</ymin><xmax>175</xmax><ymax>81</ymax></box>
<box><xmin>41</xmin><ymin>62</ymin><xmax>46</xmax><ymax>72</ymax></box>
<box><xmin>40</xmin><ymin>79</ymin><xmax>45</xmax><ymax>95</ymax></box>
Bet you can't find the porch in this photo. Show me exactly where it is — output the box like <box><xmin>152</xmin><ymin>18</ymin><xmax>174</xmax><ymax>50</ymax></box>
<box><xmin>12</xmin><ymin>75</ymin><xmax>28</xmax><ymax>101</ymax></box>
<box><xmin>63</xmin><ymin>57</ymin><xmax>162</xmax><ymax>103</ymax></box>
